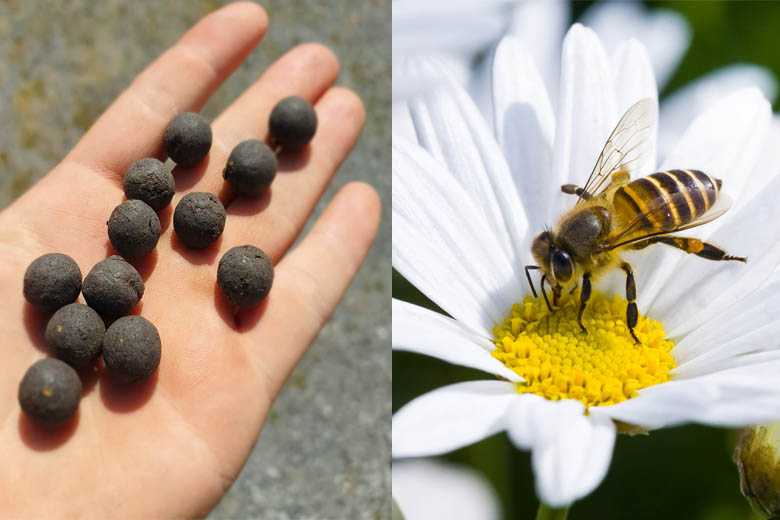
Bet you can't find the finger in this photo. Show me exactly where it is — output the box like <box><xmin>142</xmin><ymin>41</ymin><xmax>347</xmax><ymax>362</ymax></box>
<box><xmin>222</xmin><ymin>87</ymin><xmax>365</xmax><ymax>260</ymax></box>
<box><xmin>244</xmin><ymin>182</ymin><xmax>380</xmax><ymax>396</ymax></box>
<box><xmin>66</xmin><ymin>1</ymin><xmax>268</xmax><ymax>181</ymax></box>
<box><xmin>173</xmin><ymin>42</ymin><xmax>340</xmax><ymax>196</ymax></box>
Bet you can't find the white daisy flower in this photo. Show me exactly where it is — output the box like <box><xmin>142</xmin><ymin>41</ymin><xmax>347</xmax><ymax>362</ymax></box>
<box><xmin>392</xmin><ymin>24</ymin><xmax>780</xmax><ymax>508</ymax></box>
<box><xmin>393</xmin><ymin>459</ymin><xmax>501</xmax><ymax>520</ymax></box>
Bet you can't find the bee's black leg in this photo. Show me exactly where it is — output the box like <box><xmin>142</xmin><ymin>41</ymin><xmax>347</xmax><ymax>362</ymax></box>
<box><xmin>621</xmin><ymin>262</ymin><xmax>640</xmax><ymax>344</ymax></box>
<box><xmin>525</xmin><ymin>265</ymin><xmax>540</xmax><ymax>297</ymax></box>
<box><xmin>552</xmin><ymin>284</ymin><xmax>562</xmax><ymax>307</ymax></box>
<box><xmin>561</xmin><ymin>184</ymin><xmax>591</xmax><ymax>199</ymax></box>
<box><xmin>540</xmin><ymin>275</ymin><xmax>553</xmax><ymax>312</ymax></box>
<box><xmin>569</xmin><ymin>283</ymin><xmax>578</xmax><ymax>295</ymax></box>
<box><xmin>635</xmin><ymin>236</ymin><xmax>747</xmax><ymax>263</ymax></box>
<box><xmin>577</xmin><ymin>273</ymin><xmax>592</xmax><ymax>334</ymax></box>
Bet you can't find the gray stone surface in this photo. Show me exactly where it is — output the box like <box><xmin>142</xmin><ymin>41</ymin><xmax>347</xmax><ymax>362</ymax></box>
<box><xmin>0</xmin><ymin>1</ymin><xmax>391</xmax><ymax>518</ymax></box>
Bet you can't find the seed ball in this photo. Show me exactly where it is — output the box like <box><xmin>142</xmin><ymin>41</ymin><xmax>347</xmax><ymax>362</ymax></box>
<box><xmin>163</xmin><ymin>112</ymin><xmax>212</xmax><ymax>167</ymax></box>
<box><xmin>18</xmin><ymin>358</ymin><xmax>82</xmax><ymax>425</ymax></box>
<box><xmin>223</xmin><ymin>139</ymin><xmax>278</xmax><ymax>196</ymax></box>
<box><xmin>123</xmin><ymin>158</ymin><xmax>175</xmax><ymax>211</ymax></box>
<box><xmin>23</xmin><ymin>253</ymin><xmax>82</xmax><ymax>312</ymax></box>
<box><xmin>268</xmin><ymin>96</ymin><xmax>317</xmax><ymax>152</ymax></box>
<box><xmin>107</xmin><ymin>200</ymin><xmax>161</xmax><ymax>259</ymax></box>
<box><xmin>103</xmin><ymin>316</ymin><xmax>161</xmax><ymax>384</ymax></box>
<box><xmin>217</xmin><ymin>245</ymin><xmax>274</xmax><ymax>308</ymax></box>
<box><xmin>82</xmin><ymin>256</ymin><xmax>144</xmax><ymax>320</ymax></box>
<box><xmin>45</xmin><ymin>303</ymin><xmax>105</xmax><ymax>369</ymax></box>
<box><xmin>173</xmin><ymin>192</ymin><xmax>226</xmax><ymax>249</ymax></box>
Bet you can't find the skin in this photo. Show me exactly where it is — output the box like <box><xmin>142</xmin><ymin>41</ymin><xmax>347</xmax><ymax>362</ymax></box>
<box><xmin>0</xmin><ymin>3</ymin><xmax>380</xmax><ymax>518</ymax></box>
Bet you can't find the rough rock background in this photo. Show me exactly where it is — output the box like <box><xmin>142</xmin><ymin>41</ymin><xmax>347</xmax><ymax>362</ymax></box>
<box><xmin>0</xmin><ymin>1</ymin><xmax>390</xmax><ymax>518</ymax></box>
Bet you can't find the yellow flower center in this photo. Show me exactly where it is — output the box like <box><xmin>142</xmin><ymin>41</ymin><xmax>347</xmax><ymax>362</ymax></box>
<box><xmin>492</xmin><ymin>292</ymin><xmax>676</xmax><ymax>408</ymax></box>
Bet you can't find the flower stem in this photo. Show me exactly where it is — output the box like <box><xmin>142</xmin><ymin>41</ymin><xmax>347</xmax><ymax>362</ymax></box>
<box><xmin>535</xmin><ymin>502</ymin><xmax>570</xmax><ymax>520</ymax></box>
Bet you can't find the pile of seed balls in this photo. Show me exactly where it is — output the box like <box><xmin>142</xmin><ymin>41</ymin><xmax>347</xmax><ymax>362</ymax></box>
<box><xmin>18</xmin><ymin>96</ymin><xmax>317</xmax><ymax>426</ymax></box>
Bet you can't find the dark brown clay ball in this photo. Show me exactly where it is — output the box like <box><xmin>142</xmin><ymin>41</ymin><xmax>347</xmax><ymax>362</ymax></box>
<box><xmin>123</xmin><ymin>158</ymin><xmax>175</xmax><ymax>211</ymax></box>
<box><xmin>82</xmin><ymin>256</ymin><xmax>144</xmax><ymax>320</ymax></box>
<box><xmin>217</xmin><ymin>245</ymin><xmax>274</xmax><ymax>308</ymax></box>
<box><xmin>223</xmin><ymin>139</ymin><xmax>278</xmax><ymax>196</ymax></box>
<box><xmin>107</xmin><ymin>199</ymin><xmax>161</xmax><ymax>259</ymax></box>
<box><xmin>163</xmin><ymin>112</ymin><xmax>212</xmax><ymax>167</ymax></box>
<box><xmin>45</xmin><ymin>303</ymin><xmax>105</xmax><ymax>369</ymax></box>
<box><xmin>268</xmin><ymin>96</ymin><xmax>317</xmax><ymax>152</ymax></box>
<box><xmin>173</xmin><ymin>192</ymin><xmax>226</xmax><ymax>249</ymax></box>
<box><xmin>23</xmin><ymin>253</ymin><xmax>82</xmax><ymax>313</ymax></box>
<box><xmin>102</xmin><ymin>316</ymin><xmax>161</xmax><ymax>384</ymax></box>
<box><xmin>18</xmin><ymin>358</ymin><xmax>82</xmax><ymax>425</ymax></box>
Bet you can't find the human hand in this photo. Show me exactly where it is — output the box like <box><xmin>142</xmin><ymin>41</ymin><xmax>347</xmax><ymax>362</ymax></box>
<box><xmin>0</xmin><ymin>3</ymin><xmax>380</xmax><ymax>518</ymax></box>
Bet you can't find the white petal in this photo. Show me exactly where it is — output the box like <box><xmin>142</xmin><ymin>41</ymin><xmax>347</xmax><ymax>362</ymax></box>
<box><xmin>634</xmin><ymin>88</ymin><xmax>771</xmax><ymax>312</ymax></box>
<box><xmin>673</xmin><ymin>271</ymin><xmax>780</xmax><ymax>365</ymax></box>
<box><xmin>392</xmin><ymin>299</ymin><xmax>522</xmax><ymax>382</ymax></box>
<box><xmin>552</xmin><ymin>24</ymin><xmax>617</xmax><ymax>222</ymax></box>
<box><xmin>393</xmin><ymin>101</ymin><xmax>417</xmax><ymax>143</ymax></box>
<box><xmin>406</xmin><ymin>57</ymin><xmax>530</xmax><ymax>264</ymax></box>
<box><xmin>393</xmin><ymin>460</ymin><xmax>502</xmax><ymax>520</ymax></box>
<box><xmin>583</xmin><ymin>2</ymin><xmax>690</xmax><ymax>89</ymax></box>
<box><xmin>508</xmin><ymin>0</ymin><xmax>570</xmax><ymax>100</ymax></box>
<box><xmin>492</xmin><ymin>36</ymin><xmax>556</xmax><ymax>231</ymax></box>
<box><xmin>651</xmin><ymin>152</ymin><xmax>780</xmax><ymax>338</ymax></box>
<box><xmin>393</xmin><ymin>138</ymin><xmax>524</xmax><ymax>334</ymax></box>
<box><xmin>593</xmin><ymin>361</ymin><xmax>780</xmax><ymax>430</ymax></box>
<box><xmin>392</xmin><ymin>381</ymin><xmax>517</xmax><ymax>458</ymax></box>
<box><xmin>658</xmin><ymin>64</ymin><xmax>778</xmax><ymax>160</ymax></box>
<box><xmin>505</xmin><ymin>396</ymin><xmax>616</xmax><ymax>507</ymax></box>
<box><xmin>392</xmin><ymin>0</ymin><xmax>509</xmax><ymax>55</ymax></box>
<box><xmin>611</xmin><ymin>39</ymin><xmax>659</xmax><ymax>177</ymax></box>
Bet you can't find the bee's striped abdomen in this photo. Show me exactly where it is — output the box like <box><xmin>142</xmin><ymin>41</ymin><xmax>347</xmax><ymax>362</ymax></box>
<box><xmin>613</xmin><ymin>169</ymin><xmax>721</xmax><ymax>232</ymax></box>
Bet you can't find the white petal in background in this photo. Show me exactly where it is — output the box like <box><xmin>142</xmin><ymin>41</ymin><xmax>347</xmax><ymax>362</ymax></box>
<box><xmin>392</xmin><ymin>381</ymin><xmax>517</xmax><ymax>458</ymax></box>
<box><xmin>658</xmin><ymin>64</ymin><xmax>778</xmax><ymax>160</ymax></box>
<box><xmin>392</xmin><ymin>299</ymin><xmax>522</xmax><ymax>382</ymax></box>
<box><xmin>508</xmin><ymin>0</ymin><xmax>570</xmax><ymax>102</ymax></box>
<box><xmin>492</xmin><ymin>36</ymin><xmax>556</xmax><ymax>233</ymax></box>
<box><xmin>505</xmin><ymin>396</ymin><xmax>616</xmax><ymax>507</ymax></box>
<box><xmin>551</xmin><ymin>24</ymin><xmax>618</xmax><ymax>222</ymax></box>
<box><xmin>406</xmin><ymin>57</ymin><xmax>530</xmax><ymax>264</ymax></box>
<box><xmin>595</xmin><ymin>361</ymin><xmax>780</xmax><ymax>430</ymax></box>
<box><xmin>582</xmin><ymin>0</ymin><xmax>690</xmax><ymax>89</ymax></box>
<box><xmin>393</xmin><ymin>138</ymin><xmax>524</xmax><ymax>334</ymax></box>
<box><xmin>393</xmin><ymin>459</ymin><xmax>502</xmax><ymax>520</ymax></box>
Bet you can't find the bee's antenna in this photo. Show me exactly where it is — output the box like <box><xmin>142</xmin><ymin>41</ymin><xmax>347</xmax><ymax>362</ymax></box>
<box><xmin>524</xmin><ymin>265</ymin><xmax>540</xmax><ymax>297</ymax></box>
<box><xmin>540</xmin><ymin>275</ymin><xmax>553</xmax><ymax>312</ymax></box>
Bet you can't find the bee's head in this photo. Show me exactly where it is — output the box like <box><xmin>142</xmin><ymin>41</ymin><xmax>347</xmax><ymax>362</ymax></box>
<box><xmin>531</xmin><ymin>230</ymin><xmax>574</xmax><ymax>285</ymax></box>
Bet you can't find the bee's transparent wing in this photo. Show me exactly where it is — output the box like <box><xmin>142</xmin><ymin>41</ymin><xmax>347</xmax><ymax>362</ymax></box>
<box><xmin>606</xmin><ymin>192</ymin><xmax>732</xmax><ymax>251</ymax></box>
<box><xmin>577</xmin><ymin>98</ymin><xmax>657</xmax><ymax>204</ymax></box>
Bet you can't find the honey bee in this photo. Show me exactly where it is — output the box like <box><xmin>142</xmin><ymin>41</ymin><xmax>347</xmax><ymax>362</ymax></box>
<box><xmin>526</xmin><ymin>98</ymin><xmax>746</xmax><ymax>343</ymax></box>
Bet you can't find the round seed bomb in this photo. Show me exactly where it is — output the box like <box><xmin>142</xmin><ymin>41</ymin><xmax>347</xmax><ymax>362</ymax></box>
<box><xmin>223</xmin><ymin>139</ymin><xmax>278</xmax><ymax>196</ymax></box>
<box><xmin>268</xmin><ymin>96</ymin><xmax>317</xmax><ymax>152</ymax></box>
<box><xmin>217</xmin><ymin>245</ymin><xmax>274</xmax><ymax>308</ymax></box>
<box><xmin>103</xmin><ymin>316</ymin><xmax>161</xmax><ymax>384</ymax></box>
<box><xmin>23</xmin><ymin>253</ymin><xmax>82</xmax><ymax>312</ymax></box>
<box><xmin>163</xmin><ymin>112</ymin><xmax>212</xmax><ymax>167</ymax></box>
<box><xmin>18</xmin><ymin>358</ymin><xmax>81</xmax><ymax>425</ymax></box>
<box><xmin>82</xmin><ymin>256</ymin><xmax>144</xmax><ymax>320</ymax></box>
<box><xmin>173</xmin><ymin>192</ymin><xmax>226</xmax><ymax>249</ymax></box>
<box><xmin>107</xmin><ymin>200</ymin><xmax>161</xmax><ymax>258</ymax></box>
<box><xmin>123</xmin><ymin>158</ymin><xmax>175</xmax><ymax>211</ymax></box>
<box><xmin>45</xmin><ymin>303</ymin><xmax>105</xmax><ymax>369</ymax></box>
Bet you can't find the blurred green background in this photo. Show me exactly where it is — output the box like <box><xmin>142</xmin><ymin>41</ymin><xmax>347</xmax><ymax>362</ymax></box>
<box><xmin>393</xmin><ymin>1</ymin><xmax>780</xmax><ymax>519</ymax></box>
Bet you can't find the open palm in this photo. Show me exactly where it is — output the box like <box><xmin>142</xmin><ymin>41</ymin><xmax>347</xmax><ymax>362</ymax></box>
<box><xmin>0</xmin><ymin>3</ymin><xmax>380</xmax><ymax>518</ymax></box>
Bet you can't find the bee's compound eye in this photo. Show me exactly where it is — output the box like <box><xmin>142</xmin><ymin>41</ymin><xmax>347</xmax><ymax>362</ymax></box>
<box><xmin>551</xmin><ymin>250</ymin><xmax>573</xmax><ymax>283</ymax></box>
